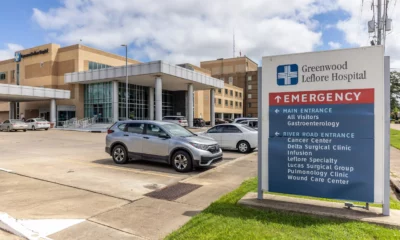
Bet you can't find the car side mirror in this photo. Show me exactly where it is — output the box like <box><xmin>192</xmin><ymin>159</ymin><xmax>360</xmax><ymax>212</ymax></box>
<box><xmin>159</xmin><ymin>132</ymin><xmax>170</xmax><ymax>139</ymax></box>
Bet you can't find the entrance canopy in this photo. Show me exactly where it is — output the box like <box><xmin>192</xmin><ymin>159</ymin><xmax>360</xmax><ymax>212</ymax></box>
<box><xmin>64</xmin><ymin>60</ymin><xmax>224</xmax><ymax>90</ymax></box>
<box><xmin>0</xmin><ymin>84</ymin><xmax>70</xmax><ymax>102</ymax></box>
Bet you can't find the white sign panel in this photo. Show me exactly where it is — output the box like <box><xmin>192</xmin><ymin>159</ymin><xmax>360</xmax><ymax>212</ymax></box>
<box><xmin>260</xmin><ymin>46</ymin><xmax>386</xmax><ymax>203</ymax></box>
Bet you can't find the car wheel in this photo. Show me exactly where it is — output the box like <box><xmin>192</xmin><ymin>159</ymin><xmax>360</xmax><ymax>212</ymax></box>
<box><xmin>112</xmin><ymin>145</ymin><xmax>128</xmax><ymax>164</ymax></box>
<box><xmin>45</xmin><ymin>128</ymin><xmax>49</xmax><ymax>131</ymax></box>
<box><xmin>172</xmin><ymin>151</ymin><xmax>192</xmax><ymax>173</ymax></box>
<box><xmin>23</xmin><ymin>130</ymin><xmax>26</xmax><ymax>132</ymax></box>
<box><xmin>237</xmin><ymin>141</ymin><xmax>250</xmax><ymax>153</ymax></box>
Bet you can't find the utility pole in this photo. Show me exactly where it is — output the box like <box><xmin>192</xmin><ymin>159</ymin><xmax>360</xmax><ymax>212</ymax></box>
<box><xmin>377</xmin><ymin>0</ymin><xmax>382</xmax><ymax>45</ymax></box>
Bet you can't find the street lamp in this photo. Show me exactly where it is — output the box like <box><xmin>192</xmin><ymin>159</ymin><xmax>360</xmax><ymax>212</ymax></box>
<box><xmin>121</xmin><ymin>44</ymin><xmax>128</xmax><ymax>120</ymax></box>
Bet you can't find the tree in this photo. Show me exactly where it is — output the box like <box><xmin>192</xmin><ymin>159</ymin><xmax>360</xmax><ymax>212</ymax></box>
<box><xmin>390</xmin><ymin>71</ymin><xmax>400</xmax><ymax>112</ymax></box>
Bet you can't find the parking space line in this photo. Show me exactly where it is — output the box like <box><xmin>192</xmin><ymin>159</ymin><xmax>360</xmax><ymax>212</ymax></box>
<box><xmin>63</xmin><ymin>160</ymin><xmax>183</xmax><ymax>179</ymax></box>
<box><xmin>0</xmin><ymin>168</ymin><xmax>12</xmax><ymax>173</ymax></box>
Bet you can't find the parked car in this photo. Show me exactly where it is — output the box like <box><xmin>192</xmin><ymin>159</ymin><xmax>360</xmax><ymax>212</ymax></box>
<box><xmin>233</xmin><ymin>117</ymin><xmax>257</xmax><ymax>124</ymax></box>
<box><xmin>240</xmin><ymin>119</ymin><xmax>258</xmax><ymax>129</ymax></box>
<box><xmin>201</xmin><ymin>123</ymin><xmax>257</xmax><ymax>153</ymax></box>
<box><xmin>26</xmin><ymin>118</ymin><xmax>50</xmax><ymax>131</ymax></box>
<box><xmin>162</xmin><ymin>116</ymin><xmax>188</xmax><ymax>127</ymax></box>
<box><xmin>193</xmin><ymin>118</ymin><xmax>206</xmax><ymax>127</ymax></box>
<box><xmin>224</xmin><ymin>118</ymin><xmax>233</xmax><ymax>123</ymax></box>
<box><xmin>215</xmin><ymin>118</ymin><xmax>228</xmax><ymax>125</ymax></box>
<box><xmin>0</xmin><ymin>119</ymin><xmax>28</xmax><ymax>132</ymax></box>
<box><xmin>106</xmin><ymin>120</ymin><xmax>223</xmax><ymax>172</ymax></box>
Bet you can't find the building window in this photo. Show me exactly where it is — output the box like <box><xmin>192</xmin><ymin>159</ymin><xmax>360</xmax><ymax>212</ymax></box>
<box><xmin>248</xmin><ymin>85</ymin><xmax>252</xmax><ymax>90</ymax></box>
<box><xmin>248</xmin><ymin>76</ymin><xmax>252</xmax><ymax>81</ymax></box>
<box><xmin>218</xmin><ymin>99</ymin><xmax>222</xmax><ymax>105</ymax></box>
<box><xmin>248</xmin><ymin>103</ymin><xmax>252</xmax><ymax>108</ymax></box>
<box><xmin>230</xmin><ymin>101</ymin><xmax>233</xmax><ymax>106</ymax></box>
<box><xmin>235</xmin><ymin>102</ymin><xmax>238</xmax><ymax>107</ymax></box>
<box><xmin>228</xmin><ymin>76</ymin><xmax>233</xmax><ymax>85</ymax></box>
<box><xmin>225</xmin><ymin>100</ymin><xmax>228</xmax><ymax>106</ymax></box>
<box><xmin>248</xmin><ymin>94</ymin><xmax>252</xmax><ymax>99</ymax></box>
<box><xmin>235</xmin><ymin>91</ymin><xmax>238</xmax><ymax>97</ymax></box>
<box><xmin>225</xmin><ymin>89</ymin><xmax>228</xmax><ymax>95</ymax></box>
<box><xmin>240</xmin><ymin>102</ymin><xmax>242</xmax><ymax>107</ymax></box>
<box><xmin>239</xmin><ymin>92</ymin><xmax>242</xmax><ymax>98</ymax></box>
<box><xmin>0</xmin><ymin>72</ymin><xmax>6</xmax><ymax>80</ymax></box>
<box><xmin>89</xmin><ymin>61</ymin><xmax>112</xmax><ymax>70</ymax></box>
<box><xmin>218</xmin><ymin>89</ymin><xmax>222</xmax><ymax>94</ymax></box>
<box><xmin>230</xmin><ymin>90</ymin><xmax>233</xmax><ymax>96</ymax></box>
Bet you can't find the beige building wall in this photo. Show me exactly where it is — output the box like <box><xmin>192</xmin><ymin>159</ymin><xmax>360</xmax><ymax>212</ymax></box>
<box><xmin>194</xmin><ymin>84</ymin><xmax>243</xmax><ymax>121</ymax></box>
<box><xmin>0</xmin><ymin>43</ymin><xmax>141</xmax><ymax>121</ymax></box>
<box><xmin>200</xmin><ymin>56</ymin><xmax>258</xmax><ymax>117</ymax></box>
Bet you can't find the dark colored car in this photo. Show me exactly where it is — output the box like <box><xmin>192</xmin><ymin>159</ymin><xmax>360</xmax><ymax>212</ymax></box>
<box><xmin>215</xmin><ymin>118</ymin><xmax>228</xmax><ymax>125</ymax></box>
<box><xmin>224</xmin><ymin>118</ymin><xmax>233</xmax><ymax>123</ymax></box>
<box><xmin>194</xmin><ymin>118</ymin><xmax>206</xmax><ymax>127</ymax></box>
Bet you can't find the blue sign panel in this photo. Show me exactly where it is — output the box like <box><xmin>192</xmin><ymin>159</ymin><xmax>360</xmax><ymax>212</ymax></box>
<box><xmin>268</xmin><ymin>89</ymin><xmax>374</xmax><ymax>202</ymax></box>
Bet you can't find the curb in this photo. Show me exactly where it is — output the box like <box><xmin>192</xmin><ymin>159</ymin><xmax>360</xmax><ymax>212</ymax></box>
<box><xmin>0</xmin><ymin>213</ymin><xmax>51</xmax><ymax>240</ymax></box>
<box><xmin>390</xmin><ymin>176</ymin><xmax>400</xmax><ymax>193</ymax></box>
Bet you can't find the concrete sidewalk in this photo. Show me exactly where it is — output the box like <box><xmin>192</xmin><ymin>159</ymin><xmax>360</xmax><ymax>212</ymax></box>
<box><xmin>390</xmin><ymin>125</ymin><xmax>400</xmax><ymax>192</ymax></box>
<box><xmin>0</xmin><ymin>152</ymin><xmax>256</xmax><ymax>240</ymax></box>
<box><xmin>52</xmin><ymin>153</ymin><xmax>257</xmax><ymax>240</ymax></box>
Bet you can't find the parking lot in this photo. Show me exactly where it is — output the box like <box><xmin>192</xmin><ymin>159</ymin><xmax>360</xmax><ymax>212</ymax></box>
<box><xmin>0</xmin><ymin>128</ymin><xmax>256</xmax><ymax>239</ymax></box>
<box><xmin>0</xmin><ymin>129</ymin><xmax>244</xmax><ymax>201</ymax></box>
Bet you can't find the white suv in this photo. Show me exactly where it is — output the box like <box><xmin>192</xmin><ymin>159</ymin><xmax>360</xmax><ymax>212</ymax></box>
<box><xmin>162</xmin><ymin>116</ymin><xmax>188</xmax><ymax>127</ymax></box>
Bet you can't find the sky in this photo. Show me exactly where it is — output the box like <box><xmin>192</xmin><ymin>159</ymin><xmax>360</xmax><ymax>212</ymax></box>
<box><xmin>0</xmin><ymin>0</ymin><xmax>399</xmax><ymax>67</ymax></box>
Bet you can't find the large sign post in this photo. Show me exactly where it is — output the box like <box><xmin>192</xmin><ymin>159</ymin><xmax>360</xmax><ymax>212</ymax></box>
<box><xmin>259</xmin><ymin>46</ymin><xmax>390</xmax><ymax>214</ymax></box>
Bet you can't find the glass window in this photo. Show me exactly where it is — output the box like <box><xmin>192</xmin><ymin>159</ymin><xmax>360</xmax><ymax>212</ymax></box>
<box><xmin>249</xmin><ymin>121</ymin><xmax>258</xmax><ymax>128</ymax></box>
<box><xmin>127</xmin><ymin>123</ymin><xmax>144</xmax><ymax>134</ymax></box>
<box><xmin>248</xmin><ymin>85</ymin><xmax>252</xmax><ymax>90</ymax></box>
<box><xmin>146</xmin><ymin>124</ymin><xmax>166</xmax><ymax>136</ymax></box>
<box><xmin>239</xmin><ymin>93</ymin><xmax>242</xmax><ymax>98</ymax></box>
<box><xmin>89</xmin><ymin>62</ymin><xmax>94</xmax><ymax>70</ymax></box>
<box><xmin>235</xmin><ymin>102</ymin><xmax>238</xmax><ymax>107</ymax></box>
<box><xmin>243</xmin><ymin>125</ymin><xmax>257</xmax><ymax>131</ymax></box>
<box><xmin>230</xmin><ymin>90</ymin><xmax>233</xmax><ymax>96</ymax></box>
<box><xmin>0</xmin><ymin>72</ymin><xmax>6</xmax><ymax>80</ymax></box>
<box><xmin>218</xmin><ymin>99</ymin><xmax>222</xmax><ymax>104</ymax></box>
<box><xmin>163</xmin><ymin>124</ymin><xmax>194</xmax><ymax>137</ymax></box>
<box><xmin>228</xmin><ymin>77</ymin><xmax>233</xmax><ymax>84</ymax></box>
<box><xmin>240</xmin><ymin>102</ymin><xmax>242</xmax><ymax>107</ymax></box>
<box><xmin>235</xmin><ymin>92</ymin><xmax>238</xmax><ymax>97</ymax></box>
<box><xmin>248</xmin><ymin>94</ymin><xmax>252</xmax><ymax>99</ymax></box>
<box><xmin>222</xmin><ymin>125</ymin><xmax>241</xmax><ymax>133</ymax></box>
<box><xmin>218</xmin><ymin>89</ymin><xmax>222</xmax><ymax>93</ymax></box>
<box><xmin>4</xmin><ymin>120</ymin><xmax>9</xmax><ymax>123</ymax></box>
<box><xmin>248</xmin><ymin>76</ymin><xmax>252</xmax><ymax>81</ymax></box>
<box><xmin>207</xmin><ymin>126</ymin><xmax>222</xmax><ymax>133</ymax></box>
<box><xmin>225</xmin><ymin>89</ymin><xmax>228</xmax><ymax>95</ymax></box>
<box><xmin>118</xmin><ymin>123</ymin><xmax>126</xmax><ymax>131</ymax></box>
<box><xmin>230</xmin><ymin>101</ymin><xmax>233</xmax><ymax>106</ymax></box>
<box><xmin>248</xmin><ymin>103</ymin><xmax>252</xmax><ymax>108</ymax></box>
<box><xmin>225</xmin><ymin>100</ymin><xmax>228</xmax><ymax>106</ymax></box>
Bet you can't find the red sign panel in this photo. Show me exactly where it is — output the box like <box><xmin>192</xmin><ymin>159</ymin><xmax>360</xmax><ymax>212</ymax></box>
<box><xmin>269</xmin><ymin>88</ymin><xmax>374</xmax><ymax>106</ymax></box>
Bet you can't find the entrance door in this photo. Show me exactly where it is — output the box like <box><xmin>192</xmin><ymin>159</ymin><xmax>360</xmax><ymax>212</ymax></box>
<box><xmin>57</xmin><ymin>111</ymin><xmax>76</xmax><ymax>127</ymax></box>
<box><xmin>93</xmin><ymin>104</ymin><xmax>104</xmax><ymax>123</ymax></box>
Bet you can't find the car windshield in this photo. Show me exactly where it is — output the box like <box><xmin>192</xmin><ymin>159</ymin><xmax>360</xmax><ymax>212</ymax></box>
<box><xmin>10</xmin><ymin>120</ymin><xmax>24</xmax><ymax>123</ymax></box>
<box><xmin>163</xmin><ymin>124</ymin><xmax>194</xmax><ymax>137</ymax></box>
<box><xmin>242</xmin><ymin>125</ymin><xmax>257</xmax><ymax>131</ymax></box>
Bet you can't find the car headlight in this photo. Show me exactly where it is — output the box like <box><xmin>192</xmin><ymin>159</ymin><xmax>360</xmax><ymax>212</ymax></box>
<box><xmin>190</xmin><ymin>142</ymin><xmax>209</xmax><ymax>150</ymax></box>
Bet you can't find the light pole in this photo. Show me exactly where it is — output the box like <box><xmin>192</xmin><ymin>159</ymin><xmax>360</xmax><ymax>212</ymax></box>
<box><xmin>121</xmin><ymin>44</ymin><xmax>128</xmax><ymax>119</ymax></box>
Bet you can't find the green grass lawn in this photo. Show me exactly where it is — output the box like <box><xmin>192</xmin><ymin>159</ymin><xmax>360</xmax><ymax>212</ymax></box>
<box><xmin>166</xmin><ymin>178</ymin><xmax>400</xmax><ymax>240</ymax></box>
<box><xmin>391</xmin><ymin>129</ymin><xmax>400</xmax><ymax>150</ymax></box>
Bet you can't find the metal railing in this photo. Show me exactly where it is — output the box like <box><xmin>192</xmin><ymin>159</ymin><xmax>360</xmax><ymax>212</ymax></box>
<box><xmin>62</xmin><ymin>116</ymin><xmax>115</xmax><ymax>129</ymax></box>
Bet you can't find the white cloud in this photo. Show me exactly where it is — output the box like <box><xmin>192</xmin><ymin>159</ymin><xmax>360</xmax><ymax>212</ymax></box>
<box><xmin>0</xmin><ymin>43</ymin><xmax>24</xmax><ymax>61</ymax></box>
<box><xmin>328</xmin><ymin>41</ymin><xmax>341</xmax><ymax>49</ymax></box>
<box><xmin>32</xmin><ymin>0</ymin><xmax>336</xmax><ymax>65</ymax></box>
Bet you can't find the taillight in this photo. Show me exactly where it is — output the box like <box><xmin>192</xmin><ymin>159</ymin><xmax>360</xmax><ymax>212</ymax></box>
<box><xmin>107</xmin><ymin>129</ymin><xmax>114</xmax><ymax>134</ymax></box>
<box><xmin>179</xmin><ymin>120</ymin><xmax>182</xmax><ymax>123</ymax></box>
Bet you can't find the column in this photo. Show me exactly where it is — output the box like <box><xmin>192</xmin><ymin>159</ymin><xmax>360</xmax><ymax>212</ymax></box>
<box><xmin>112</xmin><ymin>81</ymin><xmax>119</xmax><ymax>122</ymax></box>
<box><xmin>187</xmin><ymin>84</ymin><xmax>194</xmax><ymax>127</ymax></box>
<box><xmin>210</xmin><ymin>89</ymin><xmax>215</xmax><ymax>126</ymax></box>
<box><xmin>155</xmin><ymin>76</ymin><xmax>162</xmax><ymax>121</ymax></box>
<box><xmin>9</xmin><ymin>102</ymin><xmax>15</xmax><ymax>119</ymax></box>
<box><xmin>221</xmin><ymin>112</ymin><xmax>224</xmax><ymax>120</ymax></box>
<box><xmin>50</xmin><ymin>99</ymin><xmax>56</xmax><ymax>127</ymax></box>
<box><xmin>148</xmin><ymin>87</ymin><xmax>154</xmax><ymax>120</ymax></box>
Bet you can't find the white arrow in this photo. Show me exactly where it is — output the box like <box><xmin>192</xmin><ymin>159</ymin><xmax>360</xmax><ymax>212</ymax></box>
<box><xmin>275</xmin><ymin>132</ymin><xmax>280</xmax><ymax>136</ymax></box>
<box><xmin>275</xmin><ymin>95</ymin><xmax>282</xmax><ymax>103</ymax></box>
<box><xmin>275</xmin><ymin>109</ymin><xmax>280</xmax><ymax>114</ymax></box>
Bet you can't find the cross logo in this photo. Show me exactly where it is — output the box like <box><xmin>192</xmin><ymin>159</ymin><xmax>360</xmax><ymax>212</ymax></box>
<box><xmin>277</xmin><ymin>64</ymin><xmax>298</xmax><ymax>86</ymax></box>
<box><xmin>14</xmin><ymin>52</ymin><xmax>21</xmax><ymax>62</ymax></box>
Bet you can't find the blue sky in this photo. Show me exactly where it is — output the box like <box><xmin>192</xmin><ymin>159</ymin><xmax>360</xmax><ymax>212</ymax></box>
<box><xmin>0</xmin><ymin>0</ymin><xmax>389</xmax><ymax>65</ymax></box>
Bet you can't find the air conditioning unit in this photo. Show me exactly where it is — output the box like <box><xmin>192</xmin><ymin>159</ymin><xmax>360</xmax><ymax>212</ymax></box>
<box><xmin>368</xmin><ymin>20</ymin><xmax>375</xmax><ymax>33</ymax></box>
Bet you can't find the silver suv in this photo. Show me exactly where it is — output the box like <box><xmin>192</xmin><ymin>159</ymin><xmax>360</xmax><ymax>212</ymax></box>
<box><xmin>105</xmin><ymin>120</ymin><xmax>223</xmax><ymax>172</ymax></box>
